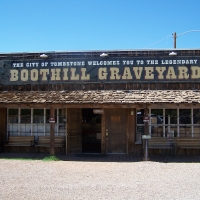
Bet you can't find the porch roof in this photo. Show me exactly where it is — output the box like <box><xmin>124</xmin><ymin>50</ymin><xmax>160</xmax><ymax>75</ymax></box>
<box><xmin>0</xmin><ymin>90</ymin><xmax>200</xmax><ymax>104</ymax></box>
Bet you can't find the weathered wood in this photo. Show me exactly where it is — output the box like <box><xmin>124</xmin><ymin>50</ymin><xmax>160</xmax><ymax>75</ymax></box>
<box><xmin>36</xmin><ymin>136</ymin><xmax>66</xmax><ymax>153</ymax></box>
<box><xmin>128</xmin><ymin>108</ymin><xmax>136</xmax><ymax>154</ymax></box>
<box><xmin>105</xmin><ymin>108</ymin><xmax>127</xmax><ymax>153</ymax></box>
<box><xmin>1</xmin><ymin>98</ymin><xmax>199</xmax><ymax>109</ymax></box>
<box><xmin>144</xmin><ymin>137</ymin><xmax>175</xmax><ymax>156</ymax></box>
<box><xmin>4</xmin><ymin>136</ymin><xmax>34</xmax><ymax>153</ymax></box>
<box><xmin>0</xmin><ymin>103</ymin><xmax>148</xmax><ymax>109</ymax></box>
<box><xmin>101</xmin><ymin>110</ymin><xmax>106</xmax><ymax>154</ymax></box>
<box><xmin>2</xmin><ymin>82</ymin><xmax>200</xmax><ymax>92</ymax></box>
<box><xmin>176</xmin><ymin>138</ymin><xmax>200</xmax><ymax>149</ymax></box>
<box><xmin>143</xmin><ymin>107</ymin><xmax>149</xmax><ymax>159</ymax></box>
<box><xmin>144</xmin><ymin>137</ymin><xmax>200</xmax><ymax>155</ymax></box>
<box><xmin>126</xmin><ymin>109</ymin><xmax>129</xmax><ymax>154</ymax></box>
<box><xmin>50</xmin><ymin>108</ymin><xmax>55</xmax><ymax>156</ymax></box>
<box><xmin>0</xmin><ymin>108</ymin><xmax>6</xmax><ymax>152</ymax></box>
<box><xmin>67</xmin><ymin>108</ymin><xmax>82</xmax><ymax>154</ymax></box>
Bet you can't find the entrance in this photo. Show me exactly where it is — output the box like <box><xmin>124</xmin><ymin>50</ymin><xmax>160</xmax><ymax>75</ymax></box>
<box><xmin>82</xmin><ymin>108</ymin><xmax>101</xmax><ymax>153</ymax></box>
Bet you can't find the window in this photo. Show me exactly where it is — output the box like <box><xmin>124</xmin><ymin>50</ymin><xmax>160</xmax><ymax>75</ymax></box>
<box><xmin>136</xmin><ymin>109</ymin><xmax>144</xmax><ymax>142</ymax></box>
<box><xmin>7</xmin><ymin>108</ymin><xmax>66</xmax><ymax>137</ymax></box>
<box><xmin>135</xmin><ymin>108</ymin><xmax>200</xmax><ymax>141</ymax></box>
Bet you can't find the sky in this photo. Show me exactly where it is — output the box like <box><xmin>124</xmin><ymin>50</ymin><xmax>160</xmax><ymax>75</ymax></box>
<box><xmin>0</xmin><ymin>0</ymin><xmax>200</xmax><ymax>53</ymax></box>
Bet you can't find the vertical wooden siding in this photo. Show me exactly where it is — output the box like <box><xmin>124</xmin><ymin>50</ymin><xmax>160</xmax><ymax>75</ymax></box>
<box><xmin>67</xmin><ymin>108</ymin><xmax>82</xmax><ymax>154</ymax></box>
<box><xmin>0</xmin><ymin>108</ymin><xmax>6</xmax><ymax>151</ymax></box>
<box><xmin>105</xmin><ymin>108</ymin><xmax>127</xmax><ymax>153</ymax></box>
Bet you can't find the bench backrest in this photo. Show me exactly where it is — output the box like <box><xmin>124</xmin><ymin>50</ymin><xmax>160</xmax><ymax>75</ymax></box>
<box><xmin>7</xmin><ymin>136</ymin><xmax>34</xmax><ymax>144</ymax></box>
<box><xmin>175</xmin><ymin>138</ymin><xmax>200</xmax><ymax>146</ymax></box>
<box><xmin>148</xmin><ymin>137</ymin><xmax>175</xmax><ymax>144</ymax></box>
<box><xmin>38</xmin><ymin>136</ymin><xmax>65</xmax><ymax>145</ymax></box>
<box><xmin>145</xmin><ymin>137</ymin><xmax>200</xmax><ymax>148</ymax></box>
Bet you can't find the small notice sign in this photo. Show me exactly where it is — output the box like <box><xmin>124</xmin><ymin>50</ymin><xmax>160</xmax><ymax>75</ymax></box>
<box><xmin>143</xmin><ymin>116</ymin><xmax>150</xmax><ymax>122</ymax></box>
<box><xmin>49</xmin><ymin>117</ymin><xmax>55</xmax><ymax>123</ymax></box>
<box><xmin>142</xmin><ymin>135</ymin><xmax>151</xmax><ymax>139</ymax></box>
<box><xmin>111</xmin><ymin>116</ymin><xmax>120</xmax><ymax>122</ymax></box>
<box><xmin>93</xmin><ymin>109</ymin><xmax>104</xmax><ymax>114</ymax></box>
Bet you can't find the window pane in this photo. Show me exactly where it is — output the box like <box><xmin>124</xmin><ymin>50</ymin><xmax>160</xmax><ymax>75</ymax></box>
<box><xmin>9</xmin><ymin>109</ymin><xmax>18</xmax><ymax>115</ymax></box>
<box><xmin>193</xmin><ymin>109</ymin><xmax>200</xmax><ymax>137</ymax></box>
<box><xmin>136</xmin><ymin>109</ymin><xmax>144</xmax><ymax>141</ymax></box>
<box><xmin>137</xmin><ymin>109</ymin><xmax>144</xmax><ymax>124</ymax></box>
<box><xmin>151</xmin><ymin>109</ymin><xmax>163</xmax><ymax>125</ymax></box>
<box><xmin>8</xmin><ymin>109</ymin><xmax>18</xmax><ymax>123</ymax></box>
<box><xmin>33</xmin><ymin>109</ymin><xmax>44</xmax><ymax>123</ymax></box>
<box><xmin>179</xmin><ymin>109</ymin><xmax>191</xmax><ymax>137</ymax></box>
<box><xmin>58</xmin><ymin>109</ymin><xmax>66</xmax><ymax>124</ymax></box>
<box><xmin>194</xmin><ymin>109</ymin><xmax>200</xmax><ymax>124</ymax></box>
<box><xmin>21</xmin><ymin>109</ymin><xmax>31</xmax><ymax>123</ymax></box>
<box><xmin>136</xmin><ymin>126</ymin><xmax>143</xmax><ymax>141</ymax></box>
<box><xmin>165</xmin><ymin>109</ymin><xmax>177</xmax><ymax>124</ymax></box>
<box><xmin>46</xmin><ymin>109</ymin><xmax>50</xmax><ymax>123</ymax></box>
<box><xmin>179</xmin><ymin>109</ymin><xmax>191</xmax><ymax>124</ymax></box>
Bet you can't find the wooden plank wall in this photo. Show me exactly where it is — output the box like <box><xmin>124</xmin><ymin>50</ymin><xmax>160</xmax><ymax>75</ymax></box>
<box><xmin>127</xmin><ymin>108</ymin><xmax>136</xmax><ymax>154</ymax></box>
<box><xmin>105</xmin><ymin>108</ymin><xmax>127</xmax><ymax>153</ymax></box>
<box><xmin>0</xmin><ymin>83</ymin><xmax>200</xmax><ymax>92</ymax></box>
<box><xmin>0</xmin><ymin>108</ymin><xmax>6</xmax><ymax>151</ymax></box>
<box><xmin>67</xmin><ymin>108</ymin><xmax>82</xmax><ymax>154</ymax></box>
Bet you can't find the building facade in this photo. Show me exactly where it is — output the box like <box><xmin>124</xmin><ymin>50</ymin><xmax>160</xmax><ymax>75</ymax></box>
<box><xmin>1</xmin><ymin>49</ymin><xmax>200</xmax><ymax>155</ymax></box>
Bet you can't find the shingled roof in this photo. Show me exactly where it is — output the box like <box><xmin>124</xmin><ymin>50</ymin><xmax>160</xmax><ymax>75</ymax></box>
<box><xmin>0</xmin><ymin>90</ymin><xmax>200</xmax><ymax>104</ymax></box>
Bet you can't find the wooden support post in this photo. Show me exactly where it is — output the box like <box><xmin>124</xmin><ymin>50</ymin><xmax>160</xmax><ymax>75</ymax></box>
<box><xmin>126</xmin><ymin>109</ymin><xmax>130</xmax><ymax>154</ymax></box>
<box><xmin>50</xmin><ymin>108</ymin><xmax>55</xmax><ymax>156</ymax></box>
<box><xmin>0</xmin><ymin>108</ymin><xmax>7</xmax><ymax>152</ymax></box>
<box><xmin>128</xmin><ymin>108</ymin><xmax>136</xmax><ymax>154</ymax></box>
<box><xmin>101</xmin><ymin>109</ymin><xmax>106</xmax><ymax>154</ymax></box>
<box><xmin>143</xmin><ymin>107</ymin><xmax>149</xmax><ymax>161</ymax></box>
<box><xmin>65</xmin><ymin>108</ymin><xmax>68</xmax><ymax>155</ymax></box>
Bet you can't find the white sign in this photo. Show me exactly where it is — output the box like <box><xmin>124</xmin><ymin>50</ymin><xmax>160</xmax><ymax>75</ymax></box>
<box><xmin>142</xmin><ymin>135</ymin><xmax>151</xmax><ymax>139</ymax></box>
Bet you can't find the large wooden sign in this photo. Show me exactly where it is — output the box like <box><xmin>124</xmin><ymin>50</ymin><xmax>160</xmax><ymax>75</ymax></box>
<box><xmin>0</xmin><ymin>57</ymin><xmax>200</xmax><ymax>85</ymax></box>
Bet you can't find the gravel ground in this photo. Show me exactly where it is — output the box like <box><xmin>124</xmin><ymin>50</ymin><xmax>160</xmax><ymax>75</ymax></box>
<box><xmin>0</xmin><ymin>159</ymin><xmax>200</xmax><ymax>200</ymax></box>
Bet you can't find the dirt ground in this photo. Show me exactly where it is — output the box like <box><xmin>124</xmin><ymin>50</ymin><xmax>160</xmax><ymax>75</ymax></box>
<box><xmin>0</xmin><ymin>158</ymin><xmax>200</xmax><ymax>200</ymax></box>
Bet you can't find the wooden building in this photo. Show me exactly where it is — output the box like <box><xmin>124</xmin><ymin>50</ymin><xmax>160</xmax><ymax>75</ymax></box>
<box><xmin>1</xmin><ymin>49</ymin><xmax>200</xmax><ymax>155</ymax></box>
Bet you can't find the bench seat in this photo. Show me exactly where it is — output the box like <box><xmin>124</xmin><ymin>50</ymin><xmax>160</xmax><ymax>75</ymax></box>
<box><xmin>176</xmin><ymin>138</ymin><xmax>200</xmax><ymax>149</ymax></box>
<box><xmin>4</xmin><ymin>136</ymin><xmax>34</xmax><ymax>153</ymax></box>
<box><xmin>36</xmin><ymin>136</ymin><xmax>66</xmax><ymax>153</ymax></box>
<box><xmin>143</xmin><ymin>137</ymin><xmax>176</xmax><ymax>156</ymax></box>
<box><xmin>143</xmin><ymin>137</ymin><xmax>200</xmax><ymax>155</ymax></box>
<box><xmin>147</xmin><ymin>137</ymin><xmax>175</xmax><ymax>149</ymax></box>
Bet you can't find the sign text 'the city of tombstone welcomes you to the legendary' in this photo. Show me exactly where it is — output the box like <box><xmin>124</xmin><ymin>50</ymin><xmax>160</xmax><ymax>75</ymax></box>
<box><xmin>3</xmin><ymin>57</ymin><xmax>200</xmax><ymax>84</ymax></box>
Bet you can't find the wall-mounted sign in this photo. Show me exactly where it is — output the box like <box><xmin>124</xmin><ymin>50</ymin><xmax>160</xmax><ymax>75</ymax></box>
<box><xmin>143</xmin><ymin>116</ymin><xmax>150</xmax><ymax>122</ymax></box>
<box><xmin>111</xmin><ymin>116</ymin><xmax>120</xmax><ymax>122</ymax></box>
<box><xmin>93</xmin><ymin>109</ymin><xmax>104</xmax><ymax>114</ymax></box>
<box><xmin>49</xmin><ymin>117</ymin><xmax>55</xmax><ymax>123</ymax></box>
<box><xmin>142</xmin><ymin>135</ymin><xmax>151</xmax><ymax>139</ymax></box>
<box><xmin>1</xmin><ymin>57</ymin><xmax>200</xmax><ymax>85</ymax></box>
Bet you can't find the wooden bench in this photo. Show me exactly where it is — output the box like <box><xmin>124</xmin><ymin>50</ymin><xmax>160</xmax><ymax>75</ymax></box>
<box><xmin>144</xmin><ymin>137</ymin><xmax>176</xmax><ymax>156</ymax></box>
<box><xmin>147</xmin><ymin>137</ymin><xmax>175</xmax><ymax>148</ymax></box>
<box><xmin>175</xmin><ymin>138</ymin><xmax>200</xmax><ymax>153</ymax></box>
<box><xmin>145</xmin><ymin>137</ymin><xmax>200</xmax><ymax>155</ymax></box>
<box><xmin>4</xmin><ymin>136</ymin><xmax>35</xmax><ymax>153</ymax></box>
<box><xmin>36</xmin><ymin>136</ymin><xmax>66</xmax><ymax>153</ymax></box>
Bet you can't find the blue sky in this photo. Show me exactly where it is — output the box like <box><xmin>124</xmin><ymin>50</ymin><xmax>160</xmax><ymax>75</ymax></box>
<box><xmin>0</xmin><ymin>0</ymin><xmax>200</xmax><ymax>53</ymax></box>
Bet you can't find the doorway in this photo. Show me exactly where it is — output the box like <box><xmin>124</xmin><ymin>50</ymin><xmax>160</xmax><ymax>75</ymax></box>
<box><xmin>82</xmin><ymin>109</ymin><xmax>101</xmax><ymax>153</ymax></box>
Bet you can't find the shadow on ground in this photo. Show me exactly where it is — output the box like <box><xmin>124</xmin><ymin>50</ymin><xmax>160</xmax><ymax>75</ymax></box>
<box><xmin>0</xmin><ymin>152</ymin><xmax>200</xmax><ymax>163</ymax></box>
